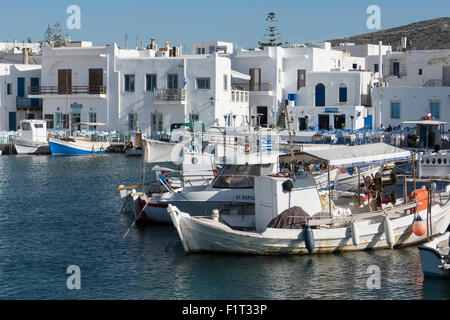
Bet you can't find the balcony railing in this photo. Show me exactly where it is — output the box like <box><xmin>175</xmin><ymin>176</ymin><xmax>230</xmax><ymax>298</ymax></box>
<box><xmin>154</xmin><ymin>88</ymin><xmax>186</xmax><ymax>102</ymax></box>
<box><xmin>232</xmin><ymin>82</ymin><xmax>272</xmax><ymax>92</ymax></box>
<box><xmin>16</xmin><ymin>97</ymin><xmax>43</xmax><ymax>109</ymax></box>
<box><xmin>423</xmin><ymin>79</ymin><xmax>443</xmax><ymax>87</ymax></box>
<box><xmin>28</xmin><ymin>85</ymin><xmax>107</xmax><ymax>95</ymax></box>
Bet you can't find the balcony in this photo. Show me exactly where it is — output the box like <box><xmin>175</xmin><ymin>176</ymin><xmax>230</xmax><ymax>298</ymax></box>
<box><xmin>232</xmin><ymin>82</ymin><xmax>272</xmax><ymax>92</ymax></box>
<box><xmin>423</xmin><ymin>79</ymin><xmax>444</xmax><ymax>87</ymax></box>
<box><xmin>28</xmin><ymin>85</ymin><xmax>107</xmax><ymax>95</ymax></box>
<box><xmin>16</xmin><ymin>97</ymin><xmax>43</xmax><ymax>109</ymax></box>
<box><xmin>154</xmin><ymin>88</ymin><xmax>186</xmax><ymax>103</ymax></box>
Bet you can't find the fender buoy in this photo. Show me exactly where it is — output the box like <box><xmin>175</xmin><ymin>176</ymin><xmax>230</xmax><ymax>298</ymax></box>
<box><xmin>351</xmin><ymin>221</ymin><xmax>360</xmax><ymax>246</ymax></box>
<box><xmin>304</xmin><ymin>225</ymin><xmax>315</xmax><ymax>254</ymax></box>
<box><xmin>384</xmin><ymin>217</ymin><xmax>395</xmax><ymax>249</ymax></box>
<box><xmin>409</xmin><ymin>189</ymin><xmax>428</xmax><ymax>213</ymax></box>
<box><xmin>412</xmin><ymin>214</ymin><xmax>427</xmax><ymax>237</ymax></box>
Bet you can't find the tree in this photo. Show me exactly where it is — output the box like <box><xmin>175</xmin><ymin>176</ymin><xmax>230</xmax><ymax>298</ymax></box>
<box><xmin>258</xmin><ymin>12</ymin><xmax>282</xmax><ymax>48</ymax></box>
<box><xmin>44</xmin><ymin>22</ymin><xmax>67</xmax><ymax>47</ymax></box>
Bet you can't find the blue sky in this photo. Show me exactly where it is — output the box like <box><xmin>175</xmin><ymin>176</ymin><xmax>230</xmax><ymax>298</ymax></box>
<box><xmin>1</xmin><ymin>0</ymin><xmax>448</xmax><ymax>51</ymax></box>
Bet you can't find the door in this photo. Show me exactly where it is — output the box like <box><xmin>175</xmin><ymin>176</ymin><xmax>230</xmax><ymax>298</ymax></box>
<box><xmin>297</xmin><ymin>70</ymin><xmax>306</xmax><ymax>90</ymax></box>
<box><xmin>299</xmin><ymin>117</ymin><xmax>307</xmax><ymax>131</ymax></box>
<box><xmin>318</xmin><ymin>114</ymin><xmax>329</xmax><ymax>130</ymax></box>
<box><xmin>30</xmin><ymin>78</ymin><xmax>40</xmax><ymax>105</ymax></box>
<box><xmin>168</xmin><ymin>74</ymin><xmax>178</xmax><ymax>89</ymax></box>
<box><xmin>9</xmin><ymin>112</ymin><xmax>17</xmax><ymax>131</ymax></box>
<box><xmin>257</xmin><ymin>106</ymin><xmax>268</xmax><ymax>127</ymax></box>
<box><xmin>58</xmin><ymin>69</ymin><xmax>72</xmax><ymax>94</ymax></box>
<box><xmin>315</xmin><ymin>83</ymin><xmax>325</xmax><ymax>106</ymax></box>
<box><xmin>393</xmin><ymin>62</ymin><xmax>400</xmax><ymax>76</ymax></box>
<box><xmin>364</xmin><ymin>115</ymin><xmax>373</xmax><ymax>130</ymax></box>
<box><xmin>334</xmin><ymin>115</ymin><xmax>346</xmax><ymax>129</ymax></box>
<box><xmin>443</xmin><ymin>66</ymin><xmax>450</xmax><ymax>87</ymax></box>
<box><xmin>89</xmin><ymin>69</ymin><xmax>103</xmax><ymax>93</ymax></box>
<box><xmin>17</xmin><ymin>78</ymin><xmax>25</xmax><ymax>97</ymax></box>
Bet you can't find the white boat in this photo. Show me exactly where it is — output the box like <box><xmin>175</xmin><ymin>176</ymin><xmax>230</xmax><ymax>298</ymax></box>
<box><xmin>13</xmin><ymin>120</ymin><xmax>50</xmax><ymax>155</ymax></box>
<box><xmin>168</xmin><ymin>143</ymin><xmax>450</xmax><ymax>255</ymax></box>
<box><xmin>418</xmin><ymin>232</ymin><xmax>450</xmax><ymax>278</ymax></box>
<box><xmin>418</xmin><ymin>151</ymin><xmax>450</xmax><ymax>179</ymax></box>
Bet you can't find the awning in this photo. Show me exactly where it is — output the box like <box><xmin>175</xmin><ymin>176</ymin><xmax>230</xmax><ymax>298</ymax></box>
<box><xmin>299</xmin><ymin>143</ymin><xmax>412</xmax><ymax>168</ymax></box>
<box><xmin>71</xmin><ymin>122</ymin><xmax>107</xmax><ymax>126</ymax></box>
<box><xmin>402</xmin><ymin>120</ymin><xmax>447</xmax><ymax>125</ymax></box>
<box><xmin>231</xmin><ymin>70</ymin><xmax>251</xmax><ymax>80</ymax></box>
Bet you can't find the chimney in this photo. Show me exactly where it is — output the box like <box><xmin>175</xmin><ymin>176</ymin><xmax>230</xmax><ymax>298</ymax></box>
<box><xmin>150</xmin><ymin>38</ymin><xmax>156</xmax><ymax>49</ymax></box>
<box><xmin>165</xmin><ymin>41</ymin><xmax>170</xmax><ymax>51</ymax></box>
<box><xmin>23</xmin><ymin>48</ymin><xmax>29</xmax><ymax>65</ymax></box>
<box><xmin>401</xmin><ymin>36</ymin><xmax>407</xmax><ymax>50</ymax></box>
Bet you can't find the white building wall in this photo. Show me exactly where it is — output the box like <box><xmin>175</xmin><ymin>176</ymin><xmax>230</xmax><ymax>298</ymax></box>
<box><xmin>372</xmin><ymin>86</ymin><xmax>450</xmax><ymax>128</ymax></box>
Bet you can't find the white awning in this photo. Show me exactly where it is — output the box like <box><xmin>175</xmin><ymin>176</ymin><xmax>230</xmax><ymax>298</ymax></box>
<box><xmin>301</xmin><ymin>143</ymin><xmax>412</xmax><ymax>168</ymax></box>
<box><xmin>231</xmin><ymin>70</ymin><xmax>251</xmax><ymax>80</ymax></box>
<box><xmin>402</xmin><ymin>120</ymin><xmax>447</xmax><ymax>125</ymax></box>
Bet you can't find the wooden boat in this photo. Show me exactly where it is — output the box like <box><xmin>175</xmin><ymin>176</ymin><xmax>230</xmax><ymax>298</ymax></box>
<box><xmin>168</xmin><ymin>143</ymin><xmax>450</xmax><ymax>255</ymax></box>
<box><xmin>49</xmin><ymin>122</ymin><xmax>110</xmax><ymax>156</ymax></box>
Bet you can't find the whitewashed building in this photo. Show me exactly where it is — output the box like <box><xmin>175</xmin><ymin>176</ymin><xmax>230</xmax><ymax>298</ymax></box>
<box><xmin>370</xmin><ymin>44</ymin><xmax>450</xmax><ymax>128</ymax></box>
<box><xmin>231</xmin><ymin>42</ymin><xmax>372</xmax><ymax>130</ymax></box>
<box><xmin>0</xmin><ymin>63</ymin><xmax>42</xmax><ymax>131</ymax></box>
<box><xmin>29</xmin><ymin>40</ymin><xmax>250</xmax><ymax>134</ymax></box>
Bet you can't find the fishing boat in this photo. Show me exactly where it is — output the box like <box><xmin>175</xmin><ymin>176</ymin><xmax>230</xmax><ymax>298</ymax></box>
<box><xmin>418</xmin><ymin>232</ymin><xmax>450</xmax><ymax>279</ymax></box>
<box><xmin>125</xmin><ymin>131</ymin><xmax>144</xmax><ymax>156</ymax></box>
<box><xmin>168</xmin><ymin>143</ymin><xmax>450</xmax><ymax>255</ymax></box>
<box><xmin>49</xmin><ymin>122</ymin><xmax>110</xmax><ymax>156</ymax></box>
<box><xmin>13</xmin><ymin>120</ymin><xmax>50</xmax><ymax>155</ymax></box>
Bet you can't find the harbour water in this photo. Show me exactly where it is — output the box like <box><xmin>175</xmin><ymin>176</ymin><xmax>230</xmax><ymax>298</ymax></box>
<box><xmin>0</xmin><ymin>154</ymin><xmax>449</xmax><ymax>300</ymax></box>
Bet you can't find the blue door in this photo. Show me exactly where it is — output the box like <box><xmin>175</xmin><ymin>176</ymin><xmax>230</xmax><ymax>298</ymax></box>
<box><xmin>364</xmin><ymin>115</ymin><xmax>373</xmax><ymax>130</ymax></box>
<box><xmin>17</xmin><ymin>77</ymin><xmax>25</xmax><ymax>97</ymax></box>
<box><xmin>315</xmin><ymin>83</ymin><xmax>325</xmax><ymax>106</ymax></box>
<box><xmin>9</xmin><ymin>112</ymin><xmax>17</xmax><ymax>131</ymax></box>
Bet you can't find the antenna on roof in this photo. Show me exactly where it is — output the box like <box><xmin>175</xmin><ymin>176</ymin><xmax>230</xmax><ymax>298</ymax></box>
<box><xmin>125</xmin><ymin>33</ymin><xmax>128</xmax><ymax>49</ymax></box>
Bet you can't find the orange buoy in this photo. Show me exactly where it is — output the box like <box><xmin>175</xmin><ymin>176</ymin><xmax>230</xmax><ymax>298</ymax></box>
<box><xmin>412</xmin><ymin>215</ymin><xmax>427</xmax><ymax>237</ymax></box>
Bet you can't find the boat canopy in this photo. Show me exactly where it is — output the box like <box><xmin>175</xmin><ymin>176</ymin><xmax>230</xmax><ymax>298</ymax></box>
<box><xmin>298</xmin><ymin>143</ymin><xmax>412</xmax><ymax>168</ymax></box>
<box><xmin>71</xmin><ymin>122</ymin><xmax>107</xmax><ymax>126</ymax></box>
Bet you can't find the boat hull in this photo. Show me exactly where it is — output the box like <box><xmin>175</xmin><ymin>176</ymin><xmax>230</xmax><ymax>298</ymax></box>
<box><xmin>49</xmin><ymin>138</ymin><xmax>109</xmax><ymax>156</ymax></box>
<box><xmin>13</xmin><ymin>138</ymin><xmax>50</xmax><ymax>155</ymax></box>
<box><xmin>169</xmin><ymin>205</ymin><xmax>450</xmax><ymax>255</ymax></box>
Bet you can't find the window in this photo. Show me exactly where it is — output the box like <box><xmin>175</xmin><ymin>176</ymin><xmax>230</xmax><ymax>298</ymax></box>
<box><xmin>297</xmin><ymin>70</ymin><xmax>306</xmax><ymax>90</ymax></box>
<box><xmin>197</xmin><ymin>47</ymin><xmax>205</xmax><ymax>54</ymax></box>
<box><xmin>190</xmin><ymin>114</ymin><xmax>199</xmax><ymax>122</ymax></box>
<box><xmin>146</xmin><ymin>74</ymin><xmax>157</xmax><ymax>92</ymax></box>
<box><xmin>419</xmin><ymin>69</ymin><xmax>423</xmax><ymax>75</ymax></box>
<box><xmin>89</xmin><ymin>112</ymin><xmax>97</xmax><ymax>129</ymax></box>
<box><xmin>45</xmin><ymin>114</ymin><xmax>54</xmax><ymax>129</ymax></box>
<box><xmin>55</xmin><ymin>112</ymin><xmax>64</xmax><ymax>129</ymax></box>
<box><xmin>128</xmin><ymin>113</ymin><xmax>137</xmax><ymax>130</ymax></box>
<box><xmin>168</xmin><ymin>74</ymin><xmax>178</xmax><ymax>89</ymax></box>
<box><xmin>390</xmin><ymin>102</ymin><xmax>400</xmax><ymax>119</ymax></box>
<box><xmin>223</xmin><ymin>75</ymin><xmax>228</xmax><ymax>91</ymax></box>
<box><xmin>393</xmin><ymin>62</ymin><xmax>400</xmax><ymax>76</ymax></box>
<box><xmin>196</xmin><ymin>78</ymin><xmax>210</xmax><ymax>90</ymax></box>
<box><xmin>339</xmin><ymin>84</ymin><xmax>347</xmax><ymax>103</ymax></box>
<box><xmin>430</xmin><ymin>102</ymin><xmax>440</xmax><ymax>119</ymax></box>
<box><xmin>124</xmin><ymin>74</ymin><xmax>135</xmax><ymax>92</ymax></box>
<box><xmin>374</xmin><ymin>64</ymin><xmax>379</xmax><ymax>73</ymax></box>
<box><xmin>209</xmin><ymin>46</ymin><xmax>215</xmax><ymax>54</ymax></box>
<box><xmin>151</xmin><ymin>113</ymin><xmax>163</xmax><ymax>132</ymax></box>
<box><xmin>71</xmin><ymin>112</ymin><xmax>81</xmax><ymax>130</ymax></box>
<box><xmin>7</xmin><ymin>83</ymin><xmax>12</xmax><ymax>95</ymax></box>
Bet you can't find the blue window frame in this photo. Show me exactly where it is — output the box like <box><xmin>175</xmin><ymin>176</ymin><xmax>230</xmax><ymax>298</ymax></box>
<box><xmin>390</xmin><ymin>102</ymin><xmax>400</xmax><ymax>119</ymax></box>
<box><xmin>430</xmin><ymin>102</ymin><xmax>440</xmax><ymax>119</ymax></box>
<box><xmin>339</xmin><ymin>86</ymin><xmax>347</xmax><ymax>103</ymax></box>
